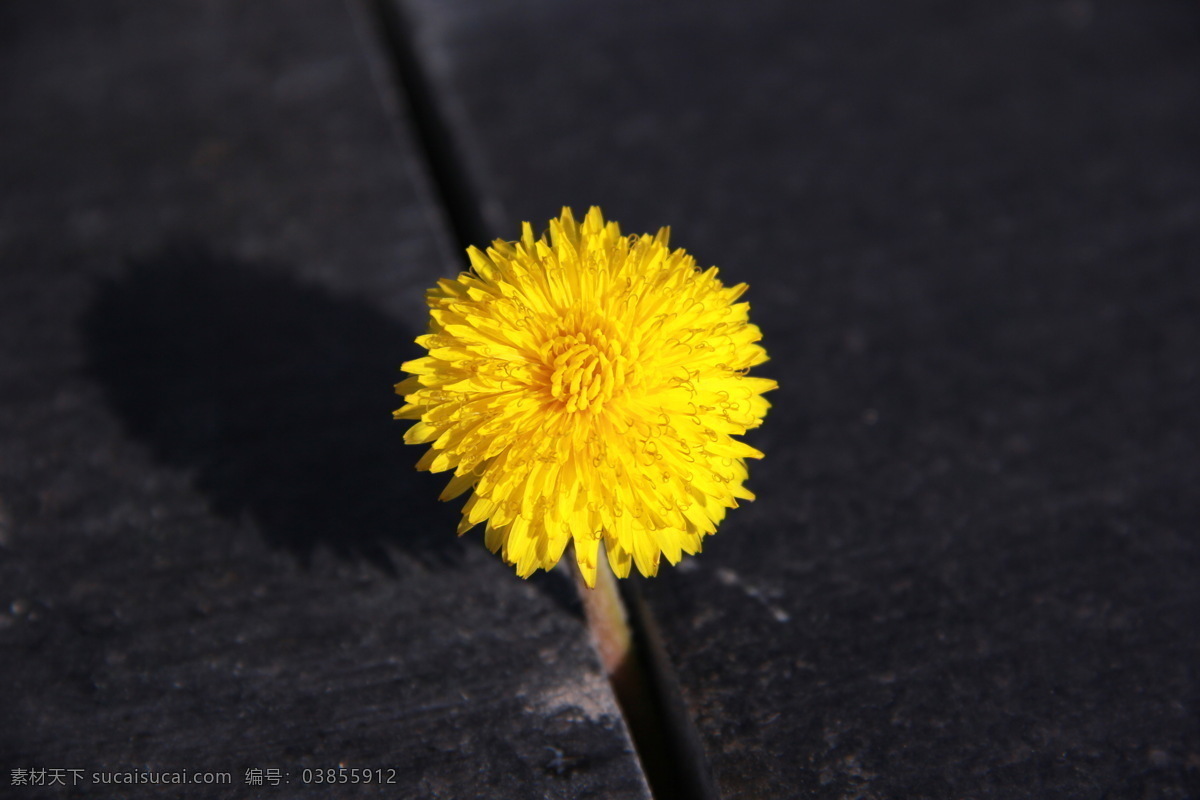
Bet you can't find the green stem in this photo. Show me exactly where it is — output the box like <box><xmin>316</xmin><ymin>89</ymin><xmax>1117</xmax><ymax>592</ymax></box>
<box><xmin>568</xmin><ymin>544</ymin><xmax>632</xmax><ymax>678</ymax></box>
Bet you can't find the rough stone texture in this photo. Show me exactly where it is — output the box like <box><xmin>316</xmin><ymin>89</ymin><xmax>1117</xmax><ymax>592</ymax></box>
<box><xmin>0</xmin><ymin>2</ymin><xmax>650</xmax><ymax>797</ymax></box>
<box><xmin>398</xmin><ymin>0</ymin><xmax>1200</xmax><ymax>797</ymax></box>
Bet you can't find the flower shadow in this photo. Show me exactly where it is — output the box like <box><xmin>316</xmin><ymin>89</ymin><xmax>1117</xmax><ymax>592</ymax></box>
<box><xmin>81</xmin><ymin>244</ymin><xmax>463</xmax><ymax>573</ymax></box>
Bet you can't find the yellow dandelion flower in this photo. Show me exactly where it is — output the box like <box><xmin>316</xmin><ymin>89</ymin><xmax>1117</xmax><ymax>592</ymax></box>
<box><xmin>395</xmin><ymin>207</ymin><xmax>776</xmax><ymax>587</ymax></box>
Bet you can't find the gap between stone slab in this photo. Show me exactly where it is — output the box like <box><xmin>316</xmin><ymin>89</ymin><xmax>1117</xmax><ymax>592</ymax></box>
<box><xmin>358</xmin><ymin>1</ymin><xmax>721</xmax><ymax>796</ymax></box>
<box><xmin>568</xmin><ymin>549</ymin><xmax>719</xmax><ymax>800</ymax></box>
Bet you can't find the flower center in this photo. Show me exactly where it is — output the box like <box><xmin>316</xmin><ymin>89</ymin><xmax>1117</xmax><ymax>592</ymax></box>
<box><xmin>545</xmin><ymin>328</ymin><xmax>638</xmax><ymax>413</ymax></box>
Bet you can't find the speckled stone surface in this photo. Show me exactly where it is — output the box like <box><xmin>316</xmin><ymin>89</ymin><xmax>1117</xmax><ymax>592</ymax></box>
<box><xmin>0</xmin><ymin>2</ymin><xmax>649</xmax><ymax>797</ymax></box>
<box><xmin>397</xmin><ymin>0</ymin><xmax>1200</xmax><ymax>796</ymax></box>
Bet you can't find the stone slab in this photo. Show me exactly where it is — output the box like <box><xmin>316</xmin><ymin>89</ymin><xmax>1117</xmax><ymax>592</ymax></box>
<box><xmin>0</xmin><ymin>2</ymin><xmax>650</xmax><ymax>797</ymax></box>
<box><xmin>396</xmin><ymin>0</ymin><xmax>1200</xmax><ymax>796</ymax></box>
